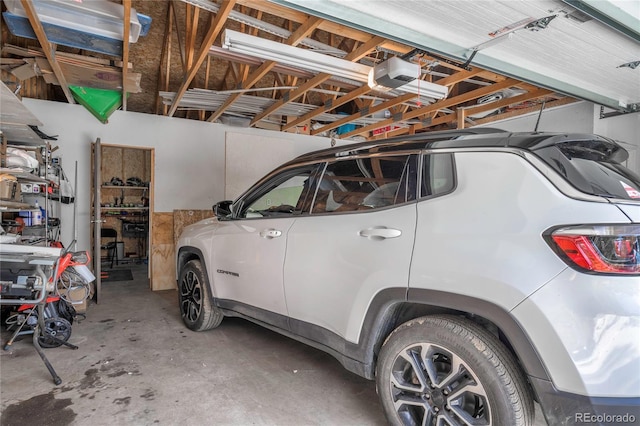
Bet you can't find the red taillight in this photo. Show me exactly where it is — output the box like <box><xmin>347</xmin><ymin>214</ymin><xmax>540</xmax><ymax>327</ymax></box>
<box><xmin>548</xmin><ymin>225</ymin><xmax>640</xmax><ymax>275</ymax></box>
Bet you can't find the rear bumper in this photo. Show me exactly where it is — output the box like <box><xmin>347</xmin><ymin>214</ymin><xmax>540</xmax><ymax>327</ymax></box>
<box><xmin>511</xmin><ymin>268</ymin><xmax>640</xmax><ymax>397</ymax></box>
<box><xmin>532</xmin><ymin>376</ymin><xmax>640</xmax><ymax>426</ymax></box>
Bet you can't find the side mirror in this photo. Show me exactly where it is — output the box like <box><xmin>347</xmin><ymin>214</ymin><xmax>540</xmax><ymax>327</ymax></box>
<box><xmin>213</xmin><ymin>200</ymin><xmax>233</xmax><ymax>218</ymax></box>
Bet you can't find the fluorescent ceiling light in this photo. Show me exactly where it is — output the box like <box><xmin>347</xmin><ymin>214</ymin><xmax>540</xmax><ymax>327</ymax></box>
<box><xmin>223</xmin><ymin>29</ymin><xmax>369</xmax><ymax>81</ymax></box>
<box><xmin>222</xmin><ymin>29</ymin><xmax>448</xmax><ymax>100</ymax></box>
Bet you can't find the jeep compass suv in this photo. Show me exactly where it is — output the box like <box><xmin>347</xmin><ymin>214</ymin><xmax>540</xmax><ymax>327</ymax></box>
<box><xmin>176</xmin><ymin>128</ymin><xmax>640</xmax><ymax>426</ymax></box>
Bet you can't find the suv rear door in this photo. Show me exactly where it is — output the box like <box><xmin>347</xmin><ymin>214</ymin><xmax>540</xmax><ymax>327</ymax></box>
<box><xmin>284</xmin><ymin>153</ymin><xmax>419</xmax><ymax>343</ymax></box>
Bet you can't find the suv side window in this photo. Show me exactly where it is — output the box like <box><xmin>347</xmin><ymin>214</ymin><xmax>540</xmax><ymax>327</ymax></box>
<box><xmin>312</xmin><ymin>154</ymin><xmax>417</xmax><ymax>213</ymax></box>
<box><xmin>421</xmin><ymin>153</ymin><xmax>455</xmax><ymax>198</ymax></box>
<box><xmin>239</xmin><ymin>165</ymin><xmax>320</xmax><ymax>218</ymax></box>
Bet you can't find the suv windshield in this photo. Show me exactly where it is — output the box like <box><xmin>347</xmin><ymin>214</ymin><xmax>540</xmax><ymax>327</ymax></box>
<box><xmin>537</xmin><ymin>140</ymin><xmax>640</xmax><ymax>200</ymax></box>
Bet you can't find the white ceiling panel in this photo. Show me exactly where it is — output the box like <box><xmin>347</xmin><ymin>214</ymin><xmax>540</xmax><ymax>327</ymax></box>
<box><xmin>272</xmin><ymin>0</ymin><xmax>640</xmax><ymax>113</ymax></box>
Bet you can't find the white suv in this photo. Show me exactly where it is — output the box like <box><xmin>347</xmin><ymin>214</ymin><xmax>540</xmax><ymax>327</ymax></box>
<box><xmin>176</xmin><ymin>129</ymin><xmax>640</xmax><ymax>426</ymax></box>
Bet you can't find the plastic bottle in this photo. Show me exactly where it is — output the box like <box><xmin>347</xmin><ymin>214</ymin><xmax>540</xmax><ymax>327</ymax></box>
<box><xmin>40</xmin><ymin>204</ymin><xmax>47</xmax><ymax>224</ymax></box>
<box><xmin>33</xmin><ymin>200</ymin><xmax>45</xmax><ymax>226</ymax></box>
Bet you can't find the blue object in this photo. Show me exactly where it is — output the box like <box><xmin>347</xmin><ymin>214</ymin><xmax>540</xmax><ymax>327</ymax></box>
<box><xmin>138</xmin><ymin>14</ymin><xmax>152</xmax><ymax>36</ymax></box>
<box><xmin>2</xmin><ymin>11</ymin><xmax>151</xmax><ymax>57</ymax></box>
<box><xmin>335</xmin><ymin>112</ymin><xmax>356</xmax><ymax>135</ymax></box>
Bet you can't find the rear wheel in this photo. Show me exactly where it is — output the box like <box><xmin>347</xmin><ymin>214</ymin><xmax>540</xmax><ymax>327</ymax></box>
<box><xmin>178</xmin><ymin>260</ymin><xmax>223</xmax><ymax>331</ymax></box>
<box><xmin>376</xmin><ymin>315</ymin><xmax>533</xmax><ymax>426</ymax></box>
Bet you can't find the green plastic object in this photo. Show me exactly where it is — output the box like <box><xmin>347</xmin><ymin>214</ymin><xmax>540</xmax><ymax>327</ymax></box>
<box><xmin>69</xmin><ymin>85</ymin><xmax>124</xmax><ymax>123</ymax></box>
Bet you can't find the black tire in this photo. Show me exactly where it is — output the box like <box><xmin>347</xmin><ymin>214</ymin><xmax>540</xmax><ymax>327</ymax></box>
<box><xmin>178</xmin><ymin>260</ymin><xmax>223</xmax><ymax>331</ymax></box>
<box><xmin>376</xmin><ymin>315</ymin><xmax>533</xmax><ymax>426</ymax></box>
<box><xmin>39</xmin><ymin>317</ymin><xmax>72</xmax><ymax>348</ymax></box>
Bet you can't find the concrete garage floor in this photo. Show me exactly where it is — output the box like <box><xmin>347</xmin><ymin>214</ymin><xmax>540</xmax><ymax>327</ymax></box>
<box><xmin>1</xmin><ymin>266</ymin><xmax>548</xmax><ymax>425</ymax></box>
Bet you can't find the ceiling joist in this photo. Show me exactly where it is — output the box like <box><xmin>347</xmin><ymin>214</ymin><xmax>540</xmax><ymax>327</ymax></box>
<box><xmin>168</xmin><ymin>0</ymin><xmax>237</xmax><ymax>117</ymax></box>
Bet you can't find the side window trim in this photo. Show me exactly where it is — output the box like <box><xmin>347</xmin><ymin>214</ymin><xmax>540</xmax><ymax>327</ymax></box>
<box><xmin>418</xmin><ymin>151</ymin><xmax>457</xmax><ymax>200</ymax></box>
<box><xmin>293</xmin><ymin>162</ymin><xmax>326</xmax><ymax>215</ymax></box>
<box><xmin>305</xmin><ymin>162</ymin><xmax>327</xmax><ymax>214</ymax></box>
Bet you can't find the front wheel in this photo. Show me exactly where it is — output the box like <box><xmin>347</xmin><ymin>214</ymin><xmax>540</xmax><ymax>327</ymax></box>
<box><xmin>178</xmin><ymin>260</ymin><xmax>223</xmax><ymax>331</ymax></box>
<box><xmin>376</xmin><ymin>315</ymin><xmax>533</xmax><ymax>426</ymax></box>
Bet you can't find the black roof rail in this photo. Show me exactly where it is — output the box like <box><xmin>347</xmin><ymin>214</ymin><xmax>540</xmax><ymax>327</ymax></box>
<box><xmin>285</xmin><ymin>130</ymin><xmax>630</xmax><ymax>169</ymax></box>
<box><xmin>383</xmin><ymin>127</ymin><xmax>508</xmax><ymax>144</ymax></box>
<box><xmin>292</xmin><ymin>128</ymin><xmax>509</xmax><ymax>163</ymax></box>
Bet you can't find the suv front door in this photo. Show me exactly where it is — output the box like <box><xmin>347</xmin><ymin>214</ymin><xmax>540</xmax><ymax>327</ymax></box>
<box><xmin>211</xmin><ymin>165</ymin><xmax>319</xmax><ymax>327</ymax></box>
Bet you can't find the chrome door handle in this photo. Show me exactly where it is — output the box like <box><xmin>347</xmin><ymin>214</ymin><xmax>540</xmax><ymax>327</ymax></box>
<box><xmin>260</xmin><ymin>229</ymin><xmax>282</xmax><ymax>239</ymax></box>
<box><xmin>359</xmin><ymin>226</ymin><xmax>402</xmax><ymax>240</ymax></box>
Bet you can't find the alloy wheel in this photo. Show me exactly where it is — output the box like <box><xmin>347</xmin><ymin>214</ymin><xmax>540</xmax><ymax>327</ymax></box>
<box><xmin>390</xmin><ymin>342</ymin><xmax>491</xmax><ymax>426</ymax></box>
<box><xmin>180</xmin><ymin>270</ymin><xmax>202</xmax><ymax>323</ymax></box>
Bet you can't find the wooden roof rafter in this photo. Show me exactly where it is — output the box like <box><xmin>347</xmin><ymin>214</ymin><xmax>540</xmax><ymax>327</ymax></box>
<box><xmin>170</xmin><ymin>0</ymin><xmax>188</xmax><ymax>73</ymax></box>
<box><xmin>227</xmin><ymin>62</ymin><xmax>243</xmax><ymax>89</ymax></box>
<box><xmin>184</xmin><ymin>2</ymin><xmax>200</xmax><ymax>71</ymax></box>
<box><xmin>155</xmin><ymin>2</ymin><xmax>173</xmax><ymax>114</ymax></box>
<box><xmin>167</xmin><ymin>0</ymin><xmax>237</xmax><ymax>117</ymax></box>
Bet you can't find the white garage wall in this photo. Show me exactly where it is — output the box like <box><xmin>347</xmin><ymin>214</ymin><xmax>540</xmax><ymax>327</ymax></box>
<box><xmin>224</xmin><ymin>131</ymin><xmax>343</xmax><ymax>200</ymax></box>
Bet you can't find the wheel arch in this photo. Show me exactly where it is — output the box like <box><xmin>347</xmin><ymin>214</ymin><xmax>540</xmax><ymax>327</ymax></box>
<box><xmin>176</xmin><ymin>246</ymin><xmax>215</xmax><ymax>304</ymax></box>
<box><xmin>358</xmin><ymin>288</ymin><xmax>549</xmax><ymax>386</ymax></box>
<box><xmin>176</xmin><ymin>246</ymin><xmax>224</xmax><ymax>331</ymax></box>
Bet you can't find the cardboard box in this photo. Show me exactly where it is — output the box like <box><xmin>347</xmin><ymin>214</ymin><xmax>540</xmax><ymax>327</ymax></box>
<box><xmin>58</xmin><ymin>282</ymin><xmax>94</xmax><ymax>313</ymax></box>
<box><xmin>0</xmin><ymin>179</ymin><xmax>19</xmax><ymax>201</ymax></box>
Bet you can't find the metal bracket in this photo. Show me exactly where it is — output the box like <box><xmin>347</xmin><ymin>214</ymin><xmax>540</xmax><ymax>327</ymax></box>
<box><xmin>524</xmin><ymin>15</ymin><xmax>557</xmax><ymax>31</ymax></box>
<box><xmin>599</xmin><ymin>104</ymin><xmax>640</xmax><ymax>119</ymax></box>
